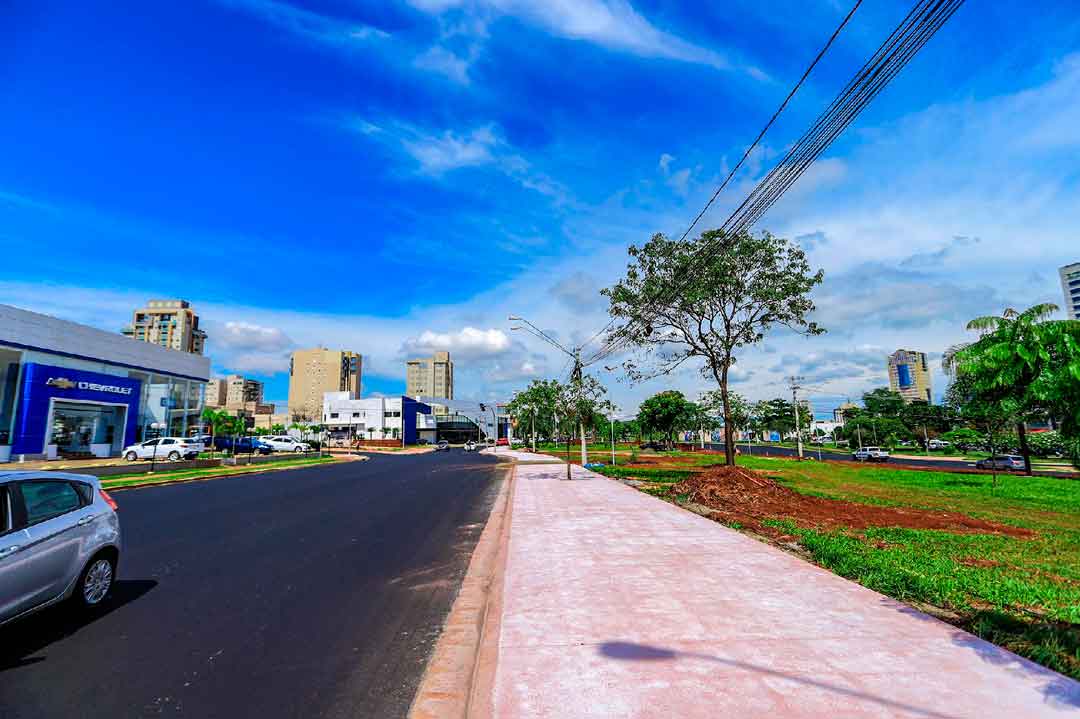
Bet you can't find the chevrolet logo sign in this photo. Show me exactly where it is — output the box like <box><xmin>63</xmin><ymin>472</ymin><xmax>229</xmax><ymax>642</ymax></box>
<box><xmin>46</xmin><ymin>377</ymin><xmax>77</xmax><ymax>390</ymax></box>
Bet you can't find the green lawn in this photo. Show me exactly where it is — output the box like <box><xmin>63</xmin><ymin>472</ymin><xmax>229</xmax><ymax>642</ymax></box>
<box><xmin>101</xmin><ymin>455</ymin><xmax>339</xmax><ymax>490</ymax></box>
<box><xmin>598</xmin><ymin>453</ymin><xmax>1080</xmax><ymax>680</ymax></box>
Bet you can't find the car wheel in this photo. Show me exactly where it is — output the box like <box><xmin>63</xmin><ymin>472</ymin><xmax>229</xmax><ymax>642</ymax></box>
<box><xmin>76</xmin><ymin>555</ymin><xmax>115</xmax><ymax>608</ymax></box>
<box><xmin>294</xmin><ymin>446</ymin><xmax>303</xmax><ymax>453</ymax></box>
<box><xmin>167</xmin><ymin>450</ymin><xmax>181</xmax><ymax>461</ymax></box>
<box><xmin>125</xmin><ymin>451</ymin><xmax>138</xmax><ymax>461</ymax></box>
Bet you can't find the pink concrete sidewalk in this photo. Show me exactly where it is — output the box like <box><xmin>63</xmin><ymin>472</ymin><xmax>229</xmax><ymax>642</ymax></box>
<box><xmin>484</xmin><ymin>463</ymin><xmax>1079</xmax><ymax>718</ymax></box>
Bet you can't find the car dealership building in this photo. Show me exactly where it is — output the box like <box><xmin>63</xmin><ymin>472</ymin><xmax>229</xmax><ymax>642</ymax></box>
<box><xmin>0</xmin><ymin>304</ymin><xmax>211</xmax><ymax>461</ymax></box>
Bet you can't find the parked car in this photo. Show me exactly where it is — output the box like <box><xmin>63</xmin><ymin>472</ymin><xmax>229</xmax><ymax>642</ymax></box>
<box><xmin>123</xmin><ymin>437</ymin><xmax>202</xmax><ymax>462</ymax></box>
<box><xmin>852</xmin><ymin>446</ymin><xmax>890</xmax><ymax>462</ymax></box>
<box><xmin>928</xmin><ymin>439</ymin><xmax>950</xmax><ymax>450</ymax></box>
<box><xmin>1</xmin><ymin>471</ymin><xmax>122</xmax><ymax>626</ymax></box>
<box><xmin>212</xmin><ymin>436</ymin><xmax>273</xmax><ymax>454</ymax></box>
<box><xmin>496</xmin><ymin>438</ymin><xmax>509</xmax><ymax>447</ymax></box>
<box><xmin>260</xmin><ymin>436</ymin><xmax>312</xmax><ymax>453</ymax></box>
<box><xmin>975</xmin><ymin>455</ymin><xmax>1025</xmax><ymax>471</ymax></box>
<box><xmin>463</xmin><ymin>440</ymin><xmax>477</xmax><ymax>452</ymax></box>
<box><xmin>435</xmin><ymin>440</ymin><xmax>450</xmax><ymax>452</ymax></box>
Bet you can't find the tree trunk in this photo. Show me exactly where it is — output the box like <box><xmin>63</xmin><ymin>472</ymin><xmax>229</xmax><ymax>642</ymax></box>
<box><xmin>1017</xmin><ymin>421</ymin><xmax>1033</xmax><ymax>476</ymax></box>
<box><xmin>579</xmin><ymin>420</ymin><xmax>588</xmax><ymax>467</ymax></box>
<box><xmin>715</xmin><ymin>363</ymin><xmax>735</xmax><ymax>466</ymax></box>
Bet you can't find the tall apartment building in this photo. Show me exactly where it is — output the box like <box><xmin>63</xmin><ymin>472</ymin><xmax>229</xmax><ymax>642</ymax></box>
<box><xmin>205</xmin><ymin>374</ymin><xmax>274</xmax><ymax>423</ymax></box>
<box><xmin>122</xmin><ymin>299</ymin><xmax>207</xmax><ymax>355</ymax></box>
<box><xmin>1060</xmin><ymin>262</ymin><xmax>1080</xmax><ymax>320</ymax></box>
<box><xmin>205</xmin><ymin>378</ymin><xmax>226</xmax><ymax>407</ymax></box>
<box><xmin>406</xmin><ymin>351</ymin><xmax>454</xmax><ymax>400</ymax></box>
<box><xmin>287</xmin><ymin>348</ymin><xmax>362</xmax><ymax>421</ymax></box>
<box><xmin>226</xmin><ymin>374</ymin><xmax>264</xmax><ymax>407</ymax></box>
<box><xmin>887</xmin><ymin>349</ymin><xmax>932</xmax><ymax>404</ymax></box>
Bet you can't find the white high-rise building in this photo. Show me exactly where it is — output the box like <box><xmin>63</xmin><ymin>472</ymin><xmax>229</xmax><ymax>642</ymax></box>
<box><xmin>1060</xmin><ymin>262</ymin><xmax>1080</xmax><ymax>320</ymax></box>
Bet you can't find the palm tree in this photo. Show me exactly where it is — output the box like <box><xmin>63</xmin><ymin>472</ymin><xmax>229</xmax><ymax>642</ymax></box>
<box><xmin>944</xmin><ymin>303</ymin><xmax>1080</xmax><ymax>476</ymax></box>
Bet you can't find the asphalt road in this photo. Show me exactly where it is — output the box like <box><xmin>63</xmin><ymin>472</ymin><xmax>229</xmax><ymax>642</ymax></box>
<box><xmin>0</xmin><ymin>451</ymin><xmax>505</xmax><ymax>718</ymax></box>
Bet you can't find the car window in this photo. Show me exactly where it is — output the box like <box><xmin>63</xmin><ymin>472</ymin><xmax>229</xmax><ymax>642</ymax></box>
<box><xmin>21</xmin><ymin>481</ymin><xmax>86</xmax><ymax>525</ymax></box>
<box><xmin>142</xmin><ymin>439</ymin><xmax>159</xmax><ymax>447</ymax></box>
<box><xmin>0</xmin><ymin>485</ymin><xmax>10</xmax><ymax>534</ymax></box>
<box><xmin>161</xmin><ymin>438</ymin><xmax>175</xmax><ymax>445</ymax></box>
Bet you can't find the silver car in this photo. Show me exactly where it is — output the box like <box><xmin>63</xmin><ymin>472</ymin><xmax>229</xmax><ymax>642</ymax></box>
<box><xmin>0</xmin><ymin>471</ymin><xmax>122</xmax><ymax>626</ymax></box>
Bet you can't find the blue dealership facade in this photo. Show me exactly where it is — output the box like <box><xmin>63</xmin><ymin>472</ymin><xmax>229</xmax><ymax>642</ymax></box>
<box><xmin>1</xmin><ymin>304</ymin><xmax>211</xmax><ymax>461</ymax></box>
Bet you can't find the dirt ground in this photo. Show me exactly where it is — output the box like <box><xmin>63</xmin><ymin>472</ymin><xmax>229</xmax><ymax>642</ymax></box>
<box><xmin>669</xmin><ymin>466</ymin><xmax>1034</xmax><ymax>539</ymax></box>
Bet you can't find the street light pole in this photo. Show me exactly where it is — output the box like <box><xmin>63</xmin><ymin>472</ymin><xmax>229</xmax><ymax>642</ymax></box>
<box><xmin>610</xmin><ymin>414</ymin><xmax>616</xmax><ymax>466</ymax></box>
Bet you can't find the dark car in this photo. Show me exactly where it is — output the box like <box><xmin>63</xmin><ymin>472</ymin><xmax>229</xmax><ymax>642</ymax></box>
<box><xmin>213</xmin><ymin>436</ymin><xmax>273</xmax><ymax>454</ymax></box>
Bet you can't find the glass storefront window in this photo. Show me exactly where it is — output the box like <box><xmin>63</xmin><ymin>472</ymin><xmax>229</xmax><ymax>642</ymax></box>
<box><xmin>169</xmin><ymin>379</ymin><xmax>187</xmax><ymax>437</ymax></box>
<box><xmin>0</xmin><ymin>347</ymin><xmax>22</xmax><ymax>446</ymax></box>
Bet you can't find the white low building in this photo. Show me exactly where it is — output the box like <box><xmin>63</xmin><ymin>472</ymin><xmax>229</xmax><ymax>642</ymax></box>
<box><xmin>322</xmin><ymin>392</ymin><xmax>435</xmax><ymax>444</ymax></box>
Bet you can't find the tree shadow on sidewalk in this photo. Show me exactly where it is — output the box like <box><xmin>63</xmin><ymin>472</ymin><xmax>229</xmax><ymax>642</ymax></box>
<box><xmin>598</xmin><ymin>641</ymin><xmax>960</xmax><ymax>719</ymax></box>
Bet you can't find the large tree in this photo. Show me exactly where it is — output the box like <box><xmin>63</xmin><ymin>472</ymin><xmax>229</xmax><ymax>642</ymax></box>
<box><xmin>944</xmin><ymin>303</ymin><xmax>1080</xmax><ymax>475</ymax></box>
<box><xmin>507</xmin><ymin>378</ymin><xmax>563</xmax><ymax>447</ymax></box>
<box><xmin>603</xmin><ymin>229</ymin><xmax>824</xmax><ymax>465</ymax></box>
<box><xmin>637</xmin><ymin>390</ymin><xmax>691</xmax><ymax>448</ymax></box>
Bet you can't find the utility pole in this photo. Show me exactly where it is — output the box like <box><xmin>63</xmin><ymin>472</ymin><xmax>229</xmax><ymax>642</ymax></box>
<box><xmin>788</xmin><ymin>375</ymin><xmax>805</xmax><ymax>459</ymax></box>
<box><xmin>572</xmin><ymin>348</ymin><xmax>588</xmax><ymax>468</ymax></box>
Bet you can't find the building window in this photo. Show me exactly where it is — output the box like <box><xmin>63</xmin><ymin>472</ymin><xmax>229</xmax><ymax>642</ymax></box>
<box><xmin>330</xmin><ymin>413</ymin><xmax>339</xmax><ymax>419</ymax></box>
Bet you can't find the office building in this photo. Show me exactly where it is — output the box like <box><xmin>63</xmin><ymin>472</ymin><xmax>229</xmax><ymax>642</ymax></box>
<box><xmin>121</xmin><ymin>299</ymin><xmax>207</xmax><ymax>355</ymax></box>
<box><xmin>887</xmin><ymin>349</ymin><xmax>932</xmax><ymax>404</ymax></box>
<box><xmin>1</xmin><ymin>303</ymin><xmax>210</xmax><ymax>461</ymax></box>
<box><xmin>406</xmin><ymin>351</ymin><xmax>454</xmax><ymax>400</ymax></box>
<box><xmin>205</xmin><ymin>378</ymin><xmax>226</xmax><ymax>407</ymax></box>
<box><xmin>287</xmin><ymin>348</ymin><xmax>362</xmax><ymax>421</ymax></box>
<box><xmin>833</xmin><ymin>402</ymin><xmax>859</xmax><ymax>424</ymax></box>
<box><xmin>322</xmin><ymin>392</ymin><xmax>435</xmax><ymax>445</ymax></box>
<box><xmin>225</xmin><ymin>374</ymin><xmax>263</xmax><ymax>408</ymax></box>
<box><xmin>1060</xmin><ymin>262</ymin><xmax>1080</xmax><ymax>320</ymax></box>
<box><xmin>206</xmin><ymin>374</ymin><xmax>272</xmax><ymax>416</ymax></box>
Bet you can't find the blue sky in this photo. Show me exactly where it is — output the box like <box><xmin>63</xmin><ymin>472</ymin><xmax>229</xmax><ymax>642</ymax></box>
<box><xmin>2</xmin><ymin>1</ymin><xmax>1079</xmax><ymax>415</ymax></box>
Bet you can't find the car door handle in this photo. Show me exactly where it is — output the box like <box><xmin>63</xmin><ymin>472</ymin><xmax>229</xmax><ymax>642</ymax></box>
<box><xmin>77</xmin><ymin>515</ymin><xmax>98</xmax><ymax>526</ymax></box>
<box><xmin>0</xmin><ymin>546</ymin><xmax>20</xmax><ymax>559</ymax></box>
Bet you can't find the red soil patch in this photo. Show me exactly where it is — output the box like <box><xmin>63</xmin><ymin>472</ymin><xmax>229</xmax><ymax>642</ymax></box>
<box><xmin>671</xmin><ymin>465</ymin><xmax>1034</xmax><ymax>539</ymax></box>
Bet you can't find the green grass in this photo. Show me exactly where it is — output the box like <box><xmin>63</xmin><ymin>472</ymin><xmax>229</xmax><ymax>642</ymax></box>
<box><xmin>101</xmin><ymin>455</ymin><xmax>338</xmax><ymax>490</ymax></box>
<box><xmin>592</xmin><ymin>465</ymin><xmax>696</xmax><ymax>483</ymax></box>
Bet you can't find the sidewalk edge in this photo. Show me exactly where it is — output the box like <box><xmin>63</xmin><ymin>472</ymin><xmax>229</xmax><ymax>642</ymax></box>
<box><xmin>408</xmin><ymin>463</ymin><xmax>515</xmax><ymax>719</ymax></box>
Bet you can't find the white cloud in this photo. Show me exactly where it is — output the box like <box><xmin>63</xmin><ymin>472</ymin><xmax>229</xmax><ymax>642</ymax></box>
<box><xmin>408</xmin><ymin>0</ymin><xmax>737</xmax><ymax>73</ymax></box>
<box><xmin>208</xmin><ymin>321</ymin><xmax>294</xmax><ymax>352</ymax></box>
<box><xmin>657</xmin><ymin>153</ymin><xmax>675</xmax><ymax>174</ymax></box>
<box><xmin>216</xmin><ymin>0</ymin><xmax>388</xmax><ymax>48</ymax></box>
<box><xmin>354</xmin><ymin>119</ymin><xmax>571</xmax><ymax>202</ymax></box>
<box><xmin>401</xmin><ymin>126</ymin><xmax>497</xmax><ymax>174</ymax></box>
<box><xmin>413</xmin><ymin>45</ymin><xmax>471</xmax><ymax>84</ymax></box>
<box><xmin>402</xmin><ymin>327</ymin><xmax>512</xmax><ymax>358</ymax></box>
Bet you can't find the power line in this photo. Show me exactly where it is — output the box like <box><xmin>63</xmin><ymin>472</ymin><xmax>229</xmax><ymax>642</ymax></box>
<box><xmin>585</xmin><ymin>0</ymin><xmax>966</xmax><ymax>369</ymax></box>
<box><xmin>581</xmin><ymin>0</ymin><xmax>864</xmax><ymax>357</ymax></box>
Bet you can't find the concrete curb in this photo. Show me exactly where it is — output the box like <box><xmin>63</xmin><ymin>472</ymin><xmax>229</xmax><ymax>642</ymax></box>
<box><xmin>408</xmin><ymin>464</ymin><xmax>515</xmax><ymax>719</ymax></box>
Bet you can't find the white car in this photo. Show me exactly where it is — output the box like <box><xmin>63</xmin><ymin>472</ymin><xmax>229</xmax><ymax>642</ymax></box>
<box><xmin>928</xmin><ymin>439</ymin><xmax>950</xmax><ymax>450</ymax></box>
<box><xmin>123</xmin><ymin>437</ymin><xmax>202</xmax><ymax>462</ymax></box>
<box><xmin>852</xmin><ymin>446</ymin><xmax>890</xmax><ymax>462</ymax></box>
<box><xmin>261</xmin><ymin>436</ymin><xmax>312</xmax><ymax>453</ymax></box>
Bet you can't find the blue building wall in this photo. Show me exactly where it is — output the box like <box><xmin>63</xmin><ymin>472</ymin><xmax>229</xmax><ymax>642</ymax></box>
<box><xmin>402</xmin><ymin>397</ymin><xmax>431</xmax><ymax>445</ymax></box>
<box><xmin>11</xmin><ymin>362</ymin><xmax>142</xmax><ymax>455</ymax></box>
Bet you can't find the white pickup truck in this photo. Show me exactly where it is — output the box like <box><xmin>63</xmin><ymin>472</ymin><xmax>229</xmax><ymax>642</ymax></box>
<box><xmin>852</xmin><ymin>446</ymin><xmax>890</xmax><ymax>462</ymax></box>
